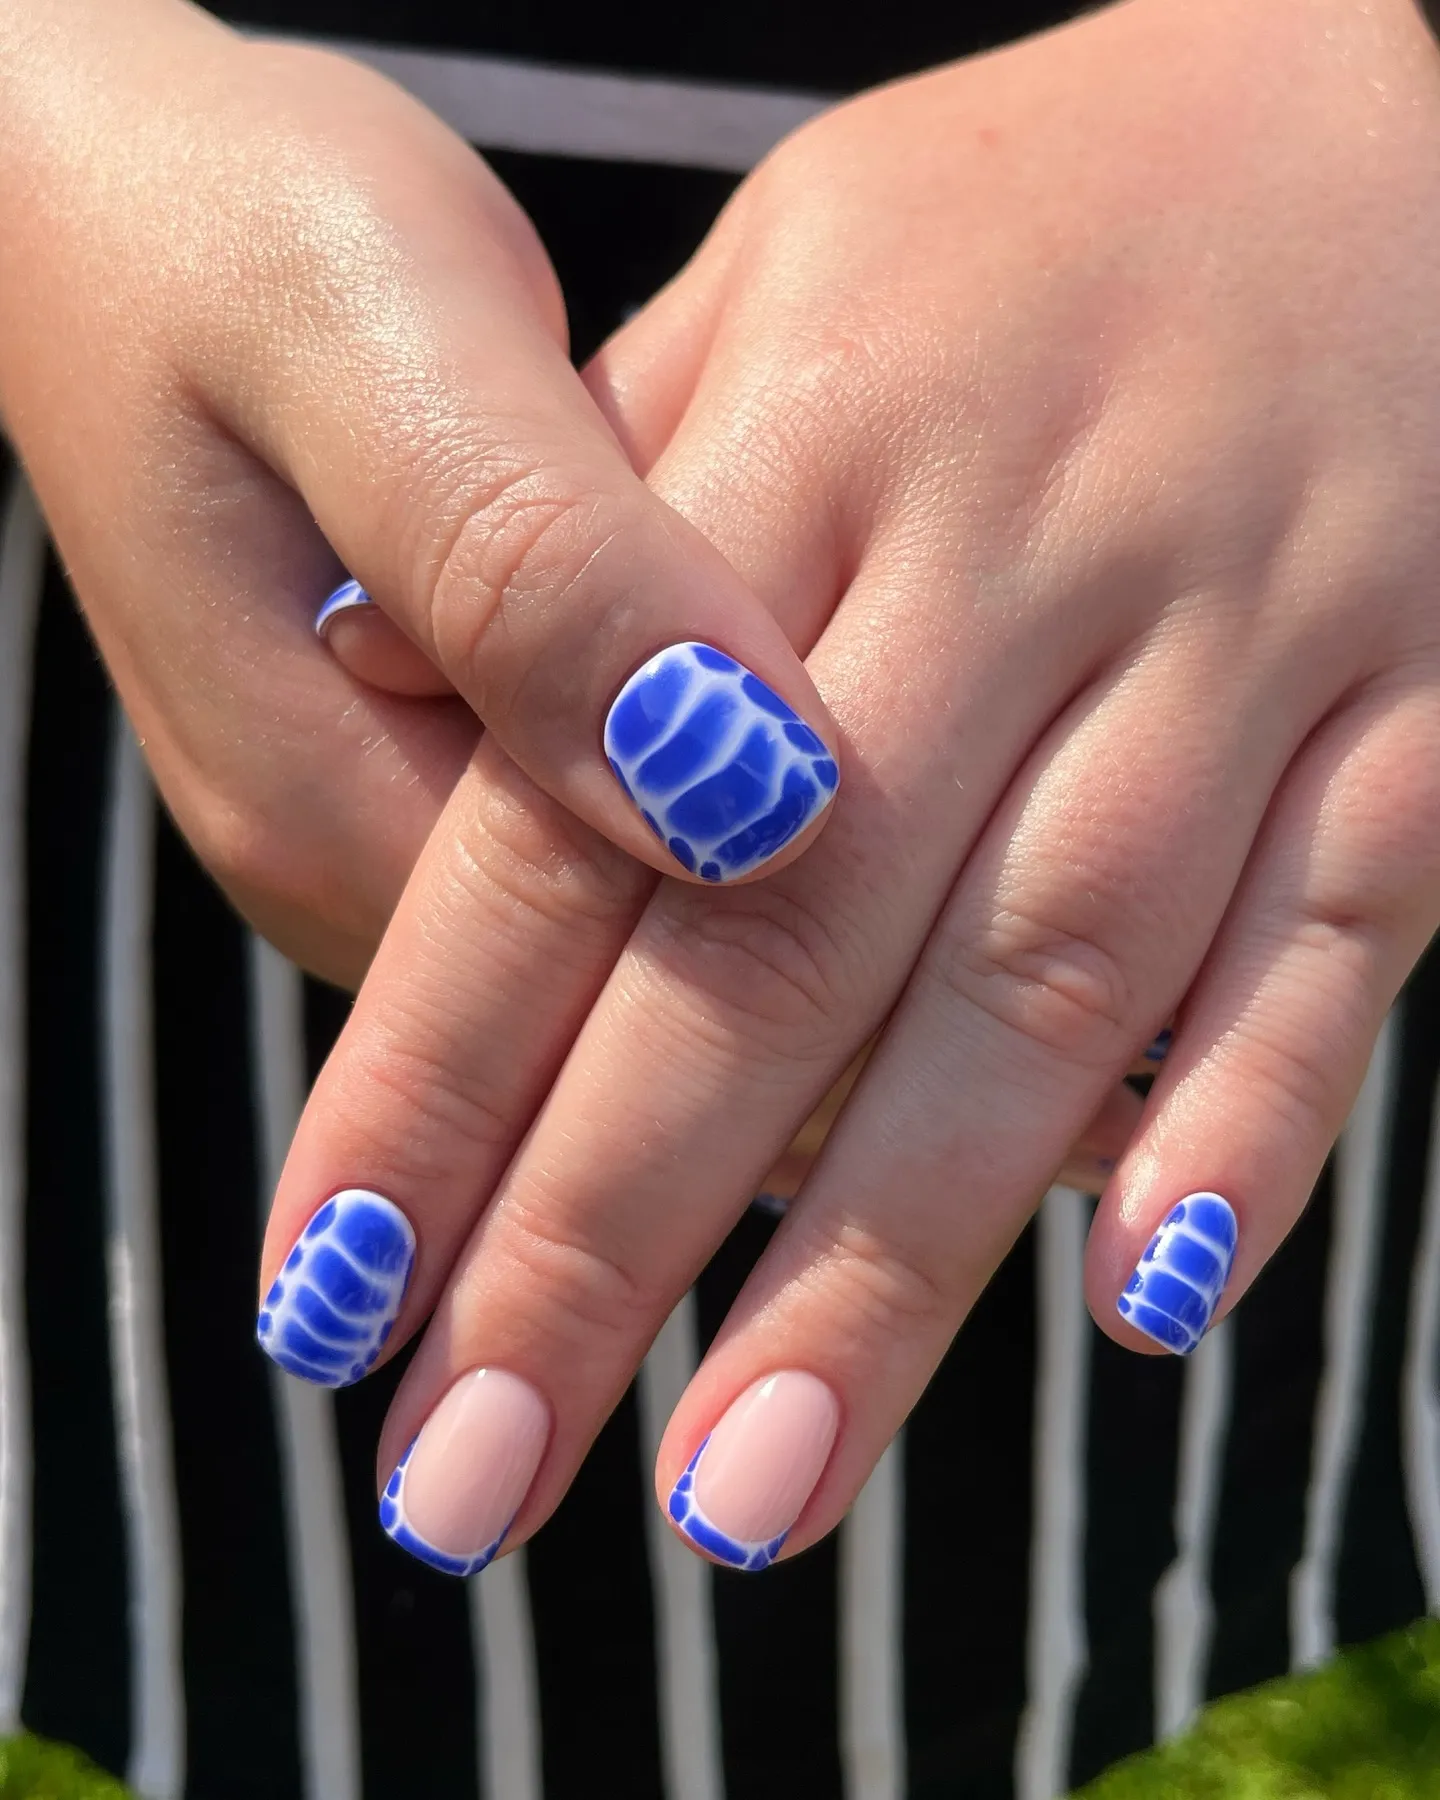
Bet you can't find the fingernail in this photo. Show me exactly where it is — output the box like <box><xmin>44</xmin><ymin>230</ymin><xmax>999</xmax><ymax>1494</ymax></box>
<box><xmin>1144</xmin><ymin>1028</ymin><xmax>1174</xmax><ymax>1064</ymax></box>
<box><xmin>604</xmin><ymin>643</ymin><xmax>839</xmax><ymax>881</ymax></box>
<box><xmin>1117</xmin><ymin>1191</ymin><xmax>1237</xmax><ymax>1355</ymax></box>
<box><xmin>381</xmin><ymin>1369</ymin><xmax>549</xmax><ymax>1577</ymax></box>
<box><xmin>667</xmin><ymin>1370</ymin><xmax>839</xmax><ymax>1571</ymax></box>
<box><xmin>315</xmin><ymin>578</ymin><xmax>374</xmax><ymax>635</ymax></box>
<box><xmin>257</xmin><ymin>1189</ymin><xmax>415</xmax><ymax>1386</ymax></box>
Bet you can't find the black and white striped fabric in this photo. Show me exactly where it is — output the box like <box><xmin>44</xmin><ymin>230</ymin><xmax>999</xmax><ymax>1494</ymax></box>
<box><xmin>2</xmin><ymin>7</ymin><xmax>1439</xmax><ymax>1796</ymax></box>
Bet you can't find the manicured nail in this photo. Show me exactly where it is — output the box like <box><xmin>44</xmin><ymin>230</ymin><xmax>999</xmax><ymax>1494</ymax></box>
<box><xmin>1144</xmin><ymin>1028</ymin><xmax>1173</xmax><ymax>1064</ymax></box>
<box><xmin>667</xmin><ymin>1371</ymin><xmax>839</xmax><ymax>1571</ymax></box>
<box><xmin>380</xmin><ymin>1369</ymin><xmax>549</xmax><ymax>1577</ymax></box>
<box><xmin>1117</xmin><ymin>1191</ymin><xmax>1237</xmax><ymax>1355</ymax></box>
<box><xmin>604</xmin><ymin>643</ymin><xmax>839</xmax><ymax>881</ymax></box>
<box><xmin>256</xmin><ymin>1189</ymin><xmax>415</xmax><ymax>1386</ymax></box>
<box><xmin>315</xmin><ymin>578</ymin><xmax>373</xmax><ymax>635</ymax></box>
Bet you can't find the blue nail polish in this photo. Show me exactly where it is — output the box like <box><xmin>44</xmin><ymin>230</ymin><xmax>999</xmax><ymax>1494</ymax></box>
<box><xmin>603</xmin><ymin>643</ymin><xmax>838</xmax><ymax>881</ymax></box>
<box><xmin>379</xmin><ymin>1440</ymin><xmax>511</xmax><ymax>1578</ymax></box>
<box><xmin>1144</xmin><ymin>1027</ymin><xmax>1174</xmax><ymax>1064</ymax></box>
<box><xmin>315</xmin><ymin>578</ymin><xmax>374</xmax><ymax>635</ymax></box>
<box><xmin>666</xmin><ymin>1435</ymin><xmax>790</xmax><ymax>1572</ymax></box>
<box><xmin>1116</xmin><ymin>1191</ymin><xmax>1236</xmax><ymax>1354</ymax></box>
<box><xmin>257</xmin><ymin>1189</ymin><xmax>415</xmax><ymax>1386</ymax></box>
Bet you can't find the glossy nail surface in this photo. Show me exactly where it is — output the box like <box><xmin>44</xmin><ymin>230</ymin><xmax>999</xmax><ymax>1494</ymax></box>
<box><xmin>667</xmin><ymin>1371</ymin><xmax>839</xmax><ymax>1571</ymax></box>
<box><xmin>315</xmin><ymin>578</ymin><xmax>373</xmax><ymax>635</ymax></box>
<box><xmin>604</xmin><ymin>643</ymin><xmax>838</xmax><ymax>881</ymax></box>
<box><xmin>257</xmin><ymin>1189</ymin><xmax>414</xmax><ymax>1386</ymax></box>
<box><xmin>1117</xmin><ymin>1191</ymin><xmax>1237</xmax><ymax>1354</ymax></box>
<box><xmin>381</xmin><ymin>1369</ymin><xmax>549</xmax><ymax>1577</ymax></box>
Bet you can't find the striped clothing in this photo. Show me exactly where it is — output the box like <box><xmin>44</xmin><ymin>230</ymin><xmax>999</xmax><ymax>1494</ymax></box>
<box><xmin>3</xmin><ymin>8</ymin><xmax>1439</xmax><ymax>1796</ymax></box>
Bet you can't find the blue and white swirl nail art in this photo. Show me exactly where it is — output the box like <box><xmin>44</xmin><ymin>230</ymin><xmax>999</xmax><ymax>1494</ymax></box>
<box><xmin>603</xmin><ymin>642</ymin><xmax>838</xmax><ymax>881</ymax></box>
<box><xmin>667</xmin><ymin>1436</ymin><xmax>790</xmax><ymax>1572</ymax></box>
<box><xmin>1117</xmin><ymin>1191</ymin><xmax>1237</xmax><ymax>1355</ymax></box>
<box><xmin>380</xmin><ymin>1442</ymin><xmax>510</xmax><ymax>1578</ymax></box>
<box><xmin>257</xmin><ymin>1189</ymin><xmax>415</xmax><ymax>1387</ymax></box>
<box><xmin>315</xmin><ymin>578</ymin><xmax>373</xmax><ymax>634</ymax></box>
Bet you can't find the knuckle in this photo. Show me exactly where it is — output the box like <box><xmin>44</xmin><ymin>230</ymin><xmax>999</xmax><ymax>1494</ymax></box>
<box><xmin>794</xmin><ymin>1218</ymin><xmax>956</xmax><ymax>1353</ymax></box>
<box><xmin>426</xmin><ymin>461</ymin><xmax>621</xmax><ymax>704</ymax></box>
<box><xmin>325</xmin><ymin>1031</ymin><xmax>514</xmax><ymax>1192</ymax></box>
<box><xmin>647</xmin><ymin>884</ymin><xmax>856</xmax><ymax>1048</ymax></box>
<box><xmin>484</xmin><ymin>1198</ymin><xmax>654</xmax><ymax>1352</ymax></box>
<box><xmin>930</xmin><ymin>902</ymin><xmax>1137</xmax><ymax>1069</ymax></box>
<box><xmin>450</xmin><ymin>759</ymin><xmax>649</xmax><ymax>937</ymax></box>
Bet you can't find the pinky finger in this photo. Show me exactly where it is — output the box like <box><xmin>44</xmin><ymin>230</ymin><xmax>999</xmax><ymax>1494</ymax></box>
<box><xmin>1087</xmin><ymin>681</ymin><xmax>1440</xmax><ymax>1354</ymax></box>
<box><xmin>317</xmin><ymin>578</ymin><xmax>456</xmax><ymax>698</ymax></box>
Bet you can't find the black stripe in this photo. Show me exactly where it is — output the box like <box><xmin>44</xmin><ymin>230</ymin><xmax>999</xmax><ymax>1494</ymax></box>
<box><xmin>1068</xmin><ymin>1319</ymin><xmax>1183</xmax><ymax>1786</ymax></box>
<box><xmin>219</xmin><ymin>0</ymin><xmax>1091</xmax><ymax>93</ymax></box>
<box><xmin>152</xmin><ymin>813</ymin><xmax>304</xmax><ymax>1799</ymax></box>
<box><xmin>904</xmin><ymin>1222</ymin><xmax>1036</xmax><ymax>1800</ymax></box>
<box><xmin>1335</xmin><ymin>949</ymin><xmax>1440</xmax><ymax>1644</ymax></box>
<box><xmin>1207</xmin><ymin>1163</ymin><xmax>1334</xmax><ymax>1697</ymax></box>
<box><xmin>21</xmin><ymin>559</ymin><xmax>130</xmax><ymax>1774</ymax></box>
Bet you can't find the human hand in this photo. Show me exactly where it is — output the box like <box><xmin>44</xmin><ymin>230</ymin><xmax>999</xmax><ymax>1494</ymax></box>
<box><xmin>0</xmin><ymin>0</ymin><xmax>842</xmax><ymax>996</ymax></box>
<box><xmin>265</xmin><ymin>0</ymin><xmax>1440</xmax><ymax>1576</ymax></box>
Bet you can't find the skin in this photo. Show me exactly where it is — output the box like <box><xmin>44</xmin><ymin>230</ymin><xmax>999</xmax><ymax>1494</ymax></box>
<box><xmin>5</xmin><ymin>0</ymin><xmax>1439</xmax><ymax>1566</ymax></box>
<box><xmin>306</xmin><ymin>0</ymin><xmax>1440</xmax><ymax>1561</ymax></box>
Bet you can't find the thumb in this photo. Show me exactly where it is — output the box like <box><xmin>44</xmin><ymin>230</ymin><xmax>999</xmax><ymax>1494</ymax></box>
<box><xmin>202</xmin><ymin>46</ymin><xmax>839</xmax><ymax>883</ymax></box>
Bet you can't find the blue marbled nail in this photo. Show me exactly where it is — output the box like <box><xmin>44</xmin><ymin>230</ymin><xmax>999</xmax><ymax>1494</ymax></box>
<box><xmin>257</xmin><ymin>1188</ymin><xmax>415</xmax><ymax>1386</ymax></box>
<box><xmin>315</xmin><ymin>578</ymin><xmax>374</xmax><ymax>635</ymax></box>
<box><xmin>1144</xmin><ymin>1027</ymin><xmax>1174</xmax><ymax>1064</ymax></box>
<box><xmin>667</xmin><ymin>1436</ymin><xmax>791</xmax><ymax>1572</ymax></box>
<box><xmin>380</xmin><ymin>1441</ymin><xmax>510</xmax><ymax>1578</ymax></box>
<box><xmin>603</xmin><ymin>642</ymin><xmax>838</xmax><ymax>881</ymax></box>
<box><xmin>1117</xmin><ymin>1191</ymin><xmax>1237</xmax><ymax>1355</ymax></box>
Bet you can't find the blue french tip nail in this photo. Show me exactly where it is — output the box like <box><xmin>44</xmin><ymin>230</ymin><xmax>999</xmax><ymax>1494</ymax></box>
<box><xmin>1144</xmin><ymin>1027</ymin><xmax>1174</xmax><ymax>1064</ymax></box>
<box><xmin>379</xmin><ymin>1441</ymin><xmax>511</xmax><ymax>1578</ymax></box>
<box><xmin>1116</xmin><ymin>1191</ymin><xmax>1237</xmax><ymax>1355</ymax></box>
<box><xmin>315</xmin><ymin>578</ymin><xmax>374</xmax><ymax>635</ymax></box>
<box><xmin>666</xmin><ymin>1435</ymin><xmax>790</xmax><ymax>1572</ymax></box>
<box><xmin>257</xmin><ymin>1189</ymin><xmax>415</xmax><ymax>1387</ymax></box>
<box><xmin>603</xmin><ymin>642</ymin><xmax>838</xmax><ymax>882</ymax></box>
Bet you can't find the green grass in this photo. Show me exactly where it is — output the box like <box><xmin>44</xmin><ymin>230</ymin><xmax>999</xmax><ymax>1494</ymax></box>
<box><xmin>1076</xmin><ymin>1618</ymin><xmax>1440</xmax><ymax>1799</ymax></box>
<box><xmin>0</xmin><ymin>1737</ymin><xmax>132</xmax><ymax>1799</ymax></box>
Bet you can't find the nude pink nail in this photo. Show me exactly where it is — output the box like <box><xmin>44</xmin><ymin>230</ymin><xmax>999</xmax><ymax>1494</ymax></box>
<box><xmin>667</xmin><ymin>1371</ymin><xmax>840</xmax><ymax>1570</ymax></box>
<box><xmin>380</xmin><ymin>1369</ymin><xmax>549</xmax><ymax>1577</ymax></box>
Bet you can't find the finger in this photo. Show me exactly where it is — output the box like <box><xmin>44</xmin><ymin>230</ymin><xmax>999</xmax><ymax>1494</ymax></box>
<box><xmin>754</xmin><ymin>1045</ymin><xmax>1143</xmax><ymax>1204</ymax></box>
<box><xmin>1057</xmin><ymin>1077</ymin><xmax>1145</xmax><ymax>1194</ymax></box>
<box><xmin>636</xmin><ymin>637</ymin><xmax>1330</xmax><ymax>1566</ymax></box>
<box><xmin>4</xmin><ymin>361</ymin><xmax>475</xmax><ymax>986</ymax></box>
<box><xmin>189</xmin><ymin>44</ymin><xmax>840</xmax><ymax>884</ymax></box>
<box><xmin>317</xmin><ymin>579</ymin><xmax>455</xmax><ymax>698</ymax></box>
<box><xmin>255</xmin><ymin>729</ymin><xmax>654</xmax><ymax>1389</ymax></box>
<box><xmin>1090</xmin><ymin>681</ymin><xmax>1440</xmax><ymax>1353</ymax></box>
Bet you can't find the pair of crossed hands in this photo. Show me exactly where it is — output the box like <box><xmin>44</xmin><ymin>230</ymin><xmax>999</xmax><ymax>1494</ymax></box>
<box><xmin>3</xmin><ymin>0</ymin><xmax>1439</xmax><ymax>1573</ymax></box>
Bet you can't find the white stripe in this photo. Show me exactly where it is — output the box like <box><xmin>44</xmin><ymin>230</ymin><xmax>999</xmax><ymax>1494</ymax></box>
<box><xmin>1153</xmin><ymin>1319</ymin><xmax>1233</xmax><ymax>1736</ymax></box>
<box><xmin>840</xmin><ymin>1436</ymin><xmax>905</xmax><ymax>1800</ymax></box>
<box><xmin>638</xmin><ymin>1293</ymin><xmax>725</xmax><ymax>1800</ymax></box>
<box><xmin>1290</xmin><ymin>1008</ymin><xmax>1399</xmax><ymax>1669</ymax></box>
<box><xmin>470</xmin><ymin>1547</ymin><xmax>543</xmax><ymax>1800</ymax></box>
<box><xmin>247</xmin><ymin>938</ymin><xmax>361</xmax><ymax>1800</ymax></box>
<box><xmin>276</xmin><ymin>36</ymin><xmax>829</xmax><ymax>172</ymax></box>
<box><xmin>1402</xmin><ymin>1062</ymin><xmax>1440</xmax><ymax>1610</ymax></box>
<box><xmin>1016</xmin><ymin>1187</ymin><xmax>1091</xmax><ymax>1800</ymax></box>
<box><xmin>0</xmin><ymin>473</ymin><xmax>43</xmax><ymax>1732</ymax></box>
<box><xmin>101</xmin><ymin>718</ymin><xmax>184</xmax><ymax>1798</ymax></box>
